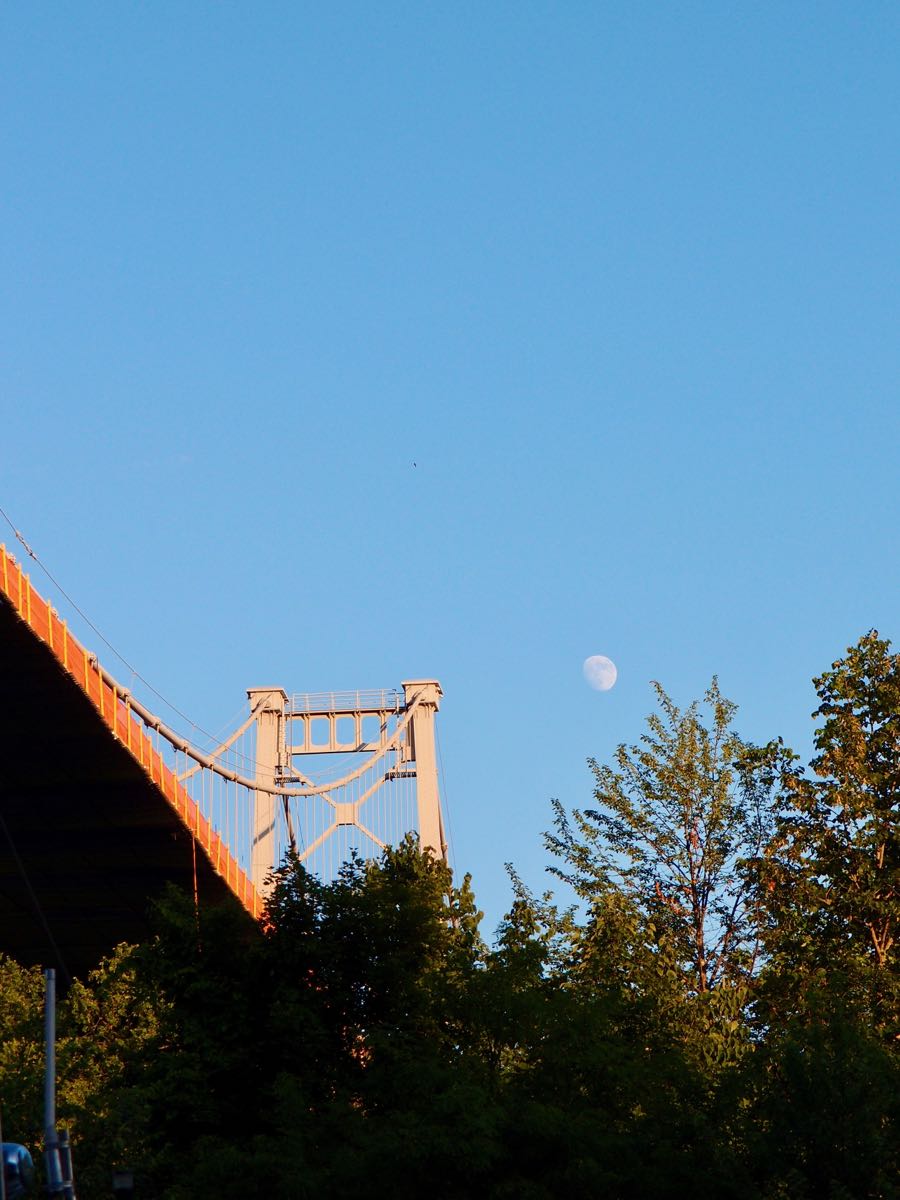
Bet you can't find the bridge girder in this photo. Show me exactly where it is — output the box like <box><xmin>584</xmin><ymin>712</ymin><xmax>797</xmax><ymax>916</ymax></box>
<box><xmin>0</xmin><ymin>591</ymin><xmax>243</xmax><ymax>980</ymax></box>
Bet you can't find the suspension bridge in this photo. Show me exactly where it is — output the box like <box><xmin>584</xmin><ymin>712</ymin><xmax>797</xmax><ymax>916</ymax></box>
<box><xmin>0</xmin><ymin>544</ymin><xmax>446</xmax><ymax>977</ymax></box>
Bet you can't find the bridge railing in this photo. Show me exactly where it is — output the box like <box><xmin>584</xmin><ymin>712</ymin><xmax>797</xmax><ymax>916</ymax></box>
<box><xmin>288</xmin><ymin>690</ymin><xmax>403</xmax><ymax>715</ymax></box>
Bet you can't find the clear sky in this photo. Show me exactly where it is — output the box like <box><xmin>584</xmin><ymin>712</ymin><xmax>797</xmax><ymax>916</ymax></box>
<box><xmin>3</xmin><ymin>4</ymin><xmax>898</xmax><ymax>934</ymax></box>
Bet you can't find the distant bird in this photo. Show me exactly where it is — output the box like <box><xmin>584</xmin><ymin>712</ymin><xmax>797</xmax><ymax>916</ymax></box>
<box><xmin>412</xmin><ymin>461</ymin><xmax>417</xmax><ymax>467</ymax></box>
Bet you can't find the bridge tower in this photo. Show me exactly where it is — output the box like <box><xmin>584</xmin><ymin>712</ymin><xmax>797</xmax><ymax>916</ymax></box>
<box><xmin>248</xmin><ymin>680</ymin><xmax>445</xmax><ymax>893</ymax></box>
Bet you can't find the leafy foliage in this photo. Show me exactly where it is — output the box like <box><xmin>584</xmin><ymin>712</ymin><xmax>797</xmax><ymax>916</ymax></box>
<box><xmin>546</xmin><ymin>680</ymin><xmax>779</xmax><ymax>996</ymax></box>
<box><xmin>1</xmin><ymin>634</ymin><xmax>897</xmax><ymax>1198</ymax></box>
<box><xmin>0</xmin><ymin>955</ymin><xmax>44</xmax><ymax>1144</ymax></box>
<box><xmin>753</xmin><ymin>631</ymin><xmax>900</xmax><ymax>1038</ymax></box>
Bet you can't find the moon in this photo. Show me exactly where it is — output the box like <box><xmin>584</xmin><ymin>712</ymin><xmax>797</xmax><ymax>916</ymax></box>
<box><xmin>583</xmin><ymin>655</ymin><xmax>618</xmax><ymax>692</ymax></box>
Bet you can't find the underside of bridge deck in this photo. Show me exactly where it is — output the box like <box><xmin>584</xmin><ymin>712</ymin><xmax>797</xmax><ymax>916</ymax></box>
<box><xmin>0</xmin><ymin>594</ymin><xmax>244</xmax><ymax>980</ymax></box>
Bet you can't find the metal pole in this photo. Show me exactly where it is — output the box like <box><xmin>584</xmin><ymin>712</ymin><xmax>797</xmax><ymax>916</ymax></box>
<box><xmin>44</xmin><ymin>969</ymin><xmax>55</xmax><ymax>1136</ymax></box>
<box><xmin>44</xmin><ymin>968</ymin><xmax>62</xmax><ymax>1195</ymax></box>
<box><xmin>57</xmin><ymin>1131</ymin><xmax>75</xmax><ymax>1200</ymax></box>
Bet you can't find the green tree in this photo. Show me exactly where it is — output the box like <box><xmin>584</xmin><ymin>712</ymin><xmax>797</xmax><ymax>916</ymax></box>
<box><xmin>547</xmin><ymin>680</ymin><xmax>779</xmax><ymax>999</ymax></box>
<box><xmin>0</xmin><ymin>954</ymin><xmax>44</xmax><ymax>1147</ymax></box>
<box><xmin>482</xmin><ymin>879</ymin><xmax>735</xmax><ymax>1200</ymax></box>
<box><xmin>57</xmin><ymin>945</ymin><xmax>164</xmax><ymax>1197</ymax></box>
<box><xmin>731</xmin><ymin>988</ymin><xmax>900</xmax><ymax>1199</ymax></box>
<box><xmin>259</xmin><ymin>838</ymin><xmax>499</xmax><ymax>1200</ymax></box>
<box><xmin>754</xmin><ymin>631</ymin><xmax>900</xmax><ymax>1036</ymax></box>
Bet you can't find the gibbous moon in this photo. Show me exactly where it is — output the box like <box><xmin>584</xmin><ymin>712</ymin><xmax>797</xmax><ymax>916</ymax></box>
<box><xmin>583</xmin><ymin>655</ymin><xmax>618</xmax><ymax>692</ymax></box>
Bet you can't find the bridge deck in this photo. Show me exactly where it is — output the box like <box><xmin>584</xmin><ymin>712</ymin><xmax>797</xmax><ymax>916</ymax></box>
<box><xmin>0</xmin><ymin>549</ymin><xmax>260</xmax><ymax>979</ymax></box>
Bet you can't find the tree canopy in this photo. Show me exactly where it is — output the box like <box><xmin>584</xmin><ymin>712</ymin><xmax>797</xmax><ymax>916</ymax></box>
<box><xmin>0</xmin><ymin>633</ymin><xmax>897</xmax><ymax>1199</ymax></box>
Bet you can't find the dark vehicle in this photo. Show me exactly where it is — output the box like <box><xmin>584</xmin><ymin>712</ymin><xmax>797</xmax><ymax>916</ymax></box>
<box><xmin>2</xmin><ymin>1143</ymin><xmax>35</xmax><ymax>1198</ymax></box>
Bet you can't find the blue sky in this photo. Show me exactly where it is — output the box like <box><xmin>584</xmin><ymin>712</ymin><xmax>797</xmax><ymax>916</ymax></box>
<box><xmin>3</xmin><ymin>4</ymin><xmax>898</xmax><ymax>934</ymax></box>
